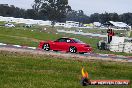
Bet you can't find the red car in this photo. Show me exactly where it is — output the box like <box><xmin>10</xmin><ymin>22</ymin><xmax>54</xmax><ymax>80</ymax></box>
<box><xmin>38</xmin><ymin>37</ymin><xmax>92</xmax><ymax>53</ymax></box>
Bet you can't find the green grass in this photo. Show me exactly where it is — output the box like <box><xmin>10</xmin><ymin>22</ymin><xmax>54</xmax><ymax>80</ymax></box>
<box><xmin>0</xmin><ymin>26</ymin><xmax>61</xmax><ymax>46</ymax></box>
<box><xmin>0</xmin><ymin>21</ymin><xmax>6</xmax><ymax>24</ymax></box>
<box><xmin>0</xmin><ymin>26</ymin><xmax>99</xmax><ymax>48</ymax></box>
<box><xmin>0</xmin><ymin>26</ymin><xmax>132</xmax><ymax>56</ymax></box>
<box><xmin>0</xmin><ymin>51</ymin><xmax>131</xmax><ymax>88</ymax></box>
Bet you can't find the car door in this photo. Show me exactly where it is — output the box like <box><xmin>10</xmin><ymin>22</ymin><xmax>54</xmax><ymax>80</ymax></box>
<box><xmin>53</xmin><ymin>38</ymin><xmax>67</xmax><ymax>51</ymax></box>
<box><xmin>60</xmin><ymin>38</ymin><xmax>74</xmax><ymax>51</ymax></box>
<box><xmin>65</xmin><ymin>39</ymin><xmax>74</xmax><ymax>51</ymax></box>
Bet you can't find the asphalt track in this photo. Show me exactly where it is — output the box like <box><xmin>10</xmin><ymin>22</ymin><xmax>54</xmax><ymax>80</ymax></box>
<box><xmin>0</xmin><ymin>43</ymin><xmax>132</xmax><ymax>62</ymax></box>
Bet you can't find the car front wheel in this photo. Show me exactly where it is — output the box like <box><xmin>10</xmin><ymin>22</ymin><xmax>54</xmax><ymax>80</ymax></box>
<box><xmin>69</xmin><ymin>46</ymin><xmax>77</xmax><ymax>53</ymax></box>
<box><xmin>43</xmin><ymin>44</ymin><xmax>50</xmax><ymax>51</ymax></box>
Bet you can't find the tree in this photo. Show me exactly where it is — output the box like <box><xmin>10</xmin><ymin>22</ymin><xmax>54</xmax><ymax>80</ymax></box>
<box><xmin>26</xmin><ymin>9</ymin><xmax>38</xmax><ymax>19</ymax></box>
<box><xmin>32</xmin><ymin>0</ymin><xmax>42</xmax><ymax>12</ymax></box>
<box><xmin>100</xmin><ymin>12</ymin><xmax>111</xmax><ymax>23</ymax></box>
<box><xmin>32</xmin><ymin>0</ymin><xmax>71</xmax><ymax>23</ymax></box>
<box><xmin>66</xmin><ymin>10</ymin><xmax>89</xmax><ymax>23</ymax></box>
<box><xmin>89</xmin><ymin>13</ymin><xmax>100</xmax><ymax>23</ymax></box>
<box><xmin>109</xmin><ymin>13</ymin><xmax>119</xmax><ymax>21</ymax></box>
<box><xmin>120</xmin><ymin>13</ymin><xmax>132</xmax><ymax>25</ymax></box>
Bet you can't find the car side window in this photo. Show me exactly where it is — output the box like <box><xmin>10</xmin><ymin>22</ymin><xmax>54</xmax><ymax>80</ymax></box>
<box><xmin>57</xmin><ymin>38</ymin><xmax>67</xmax><ymax>42</ymax></box>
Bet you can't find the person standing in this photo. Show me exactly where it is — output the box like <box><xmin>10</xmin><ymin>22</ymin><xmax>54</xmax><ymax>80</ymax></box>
<box><xmin>107</xmin><ymin>28</ymin><xmax>114</xmax><ymax>43</ymax></box>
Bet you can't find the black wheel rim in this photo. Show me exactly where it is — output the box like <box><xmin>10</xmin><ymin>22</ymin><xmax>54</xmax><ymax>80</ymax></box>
<box><xmin>43</xmin><ymin>44</ymin><xmax>50</xmax><ymax>51</ymax></box>
<box><xmin>70</xmin><ymin>47</ymin><xmax>76</xmax><ymax>53</ymax></box>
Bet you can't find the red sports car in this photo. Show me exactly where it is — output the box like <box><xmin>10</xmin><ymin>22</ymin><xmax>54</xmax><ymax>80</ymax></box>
<box><xmin>38</xmin><ymin>37</ymin><xmax>92</xmax><ymax>53</ymax></box>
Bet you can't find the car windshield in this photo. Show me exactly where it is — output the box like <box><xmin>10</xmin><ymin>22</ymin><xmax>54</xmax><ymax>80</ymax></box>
<box><xmin>72</xmin><ymin>38</ymin><xmax>84</xmax><ymax>43</ymax></box>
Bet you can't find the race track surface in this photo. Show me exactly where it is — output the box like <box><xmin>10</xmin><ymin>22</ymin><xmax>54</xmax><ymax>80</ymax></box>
<box><xmin>0</xmin><ymin>43</ymin><xmax>132</xmax><ymax>62</ymax></box>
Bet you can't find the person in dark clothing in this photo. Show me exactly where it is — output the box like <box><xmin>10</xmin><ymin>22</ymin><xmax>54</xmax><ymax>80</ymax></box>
<box><xmin>107</xmin><ymin>28</ymin><xmax>111</xmax><ymax>43</ymax></box>
<box><xmin>107</xmin><ymin>28</ymin><xmax>114</xmax><ymax>43</ymax></box>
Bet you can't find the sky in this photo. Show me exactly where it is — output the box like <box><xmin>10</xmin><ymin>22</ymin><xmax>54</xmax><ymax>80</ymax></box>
<box><xmin>0</xmin><ymin>0</ymin><xmax>132</xmax><ymax>15</ymax></box>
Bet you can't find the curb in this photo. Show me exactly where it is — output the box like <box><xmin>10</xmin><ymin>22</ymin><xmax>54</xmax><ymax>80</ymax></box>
<box><xmin>0</xmin><ymin>43</ymin><xmax>37</xmax><ymax>50</ymax></box>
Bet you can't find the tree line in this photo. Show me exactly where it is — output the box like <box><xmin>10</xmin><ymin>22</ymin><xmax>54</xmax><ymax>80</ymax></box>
<box><xmin>0</xmin><ymin>1</ymin><xmax>132</xmax><ymax>26</ymax></box>
<box><xmin>67</xmin><ymin>10</ymin><xmax>132</xmax><ymax>25</ymax></box>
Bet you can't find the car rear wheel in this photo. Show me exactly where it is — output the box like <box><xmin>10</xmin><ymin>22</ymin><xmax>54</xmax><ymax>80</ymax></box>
<box><xmin>43</xmin><ymin>44</ymin><xmax>50</xmax><ymax>51</ymax></box>
<box><xmin>69</xmin><ymin>46</ymin><xmax>77</xmax><ymax>53</ymax></box>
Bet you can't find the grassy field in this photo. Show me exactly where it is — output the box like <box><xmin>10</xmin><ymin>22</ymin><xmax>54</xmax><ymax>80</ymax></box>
<box><xmin>0</xmin><ymin>26</ymin><xmax>132</xmax><ymax>56</ymax></box>
<box><xmin>0</xmin><ymin>26</ymin><xmax>100</xmax><ymax>48</ymax></box>
<box><xmin>0</xmin><ymin>26</ymin><xmax>61</xmax><ymax>46</ymax></box>
<box><xmin>0</xmin><ymin>51</ymin><xmax>132</xmax><ymax>88</ymax></box>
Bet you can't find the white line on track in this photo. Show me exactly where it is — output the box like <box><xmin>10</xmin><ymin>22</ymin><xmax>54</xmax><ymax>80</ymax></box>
<box><xmin>27</xmin><ymin>47</ymin><xmax>36</xmax><ymax>49</ymax></box>
<box><xmin>12</xmin><ymin>45</ymin><xmax>22</xmax><ymax>48</ymax></box>
<box><xmin>0</xmin><ymin>43</ymin><xmax>7</xmax><ymax>45</ymax></box>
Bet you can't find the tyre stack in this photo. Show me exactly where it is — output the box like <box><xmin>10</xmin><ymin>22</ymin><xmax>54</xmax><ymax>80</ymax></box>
<box><xmin>124</xmin><ymin>42</ymin><xmax>132</xmax><ymax>53</ymax></box>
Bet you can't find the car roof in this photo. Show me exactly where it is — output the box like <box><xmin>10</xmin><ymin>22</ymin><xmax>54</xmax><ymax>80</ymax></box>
<box><xmin>61</xmin><ymin>37</ymin><xmax>74</xmax><ymax>40</ymax></box>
